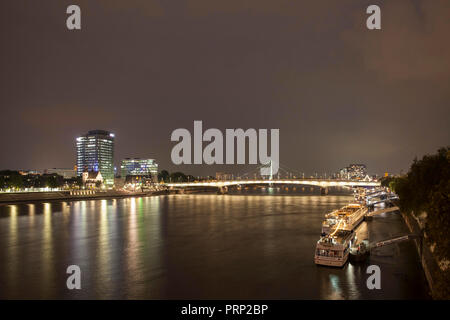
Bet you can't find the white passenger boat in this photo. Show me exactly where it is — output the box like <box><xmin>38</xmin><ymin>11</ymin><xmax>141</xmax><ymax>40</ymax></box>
<box><xmin>321</xmin><ymin>203</ymin><xmax>367</xmax><ymax>235</ymax></box>
<box><xmin>314</xmin><ymin>230</ymin><xmax>355</xmax><ymax>267</ymax></box>
<box><xmin>315</xmin><ymin>203</ymin><xmax>367</xmax><ymax>267</ymax></box>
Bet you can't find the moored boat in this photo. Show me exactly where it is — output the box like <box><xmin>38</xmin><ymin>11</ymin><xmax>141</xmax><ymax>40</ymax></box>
<box><xmin>349</xmin><ymin>239</ymin><xmax>370</xmax><ymax>263</ymax></box>
<box><xmin>314</xmin><ymin>230</ymin><xmax>355</xmax><ymax>267</ymax></box>
<box><xmin>321</xmin><ymin>203</ymin><xmax>367</xmax><ymax>235</ymax></box>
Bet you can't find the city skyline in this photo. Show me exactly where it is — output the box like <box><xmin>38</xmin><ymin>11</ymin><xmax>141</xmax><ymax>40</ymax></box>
<box><xmin>0</xmin><ymin>128</ymin><xmax>383</xmax><ymax>178</ymax></box>
<box><xmin>0</xmin><ymin>127</ymin><xmax>443</xmax><ymax>177</ymax></box>
<box><xmin>1</xmin><ymin>1</ymin><xmax>449</xmax><ymax>176</ymax></box>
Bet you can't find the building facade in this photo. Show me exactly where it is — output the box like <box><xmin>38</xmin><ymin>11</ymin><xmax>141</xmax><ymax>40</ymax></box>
<box><xmin>46</xmin><ymin>168</ymin><xmax>77</xmax><ymax>179</ymax></box>
<box><xmin>120</xmin><ymin>158</ymin><xmax>158</xmax><ymax>179</ymax></box>
<box><xmin>339</xmin><ymin>164</ymin><xmax>367</xmax><ymax>180</ymax></box>
<box><xmin>76</xmin><ymin>130</ymin><xmax>115</xmax><ymax>186</ymax></box>
<box><xmin>82</xmin><ymin>171</ymin><xmax>103</xmax><ymax>189</ymax></box>
<box><xmin>216</xmin><ymin>172</ymin><xmax>232</xmax><ymax>180</ymax></box>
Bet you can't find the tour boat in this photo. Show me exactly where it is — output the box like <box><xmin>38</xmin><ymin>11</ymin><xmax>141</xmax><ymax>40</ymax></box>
<box><xmin>315</xmin><ymin>203</ymin><xmax>367</xmax><ymax>267</ymax></box>
<box><xmin>321</xmin><ymin>203</ymin><xmax>367</xmax><ymax>235</ymax></box>
<box><xmin>353</xmin><ymin>188</ymin><xmax>366</xmax><ymax>203</ymax></box>
<box><xmin>314</xmin><ymin>230</ymin><xmax>355</xmax><ymax>267</ymax></box>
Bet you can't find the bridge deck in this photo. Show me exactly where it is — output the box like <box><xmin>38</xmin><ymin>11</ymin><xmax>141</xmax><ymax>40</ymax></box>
<box><xmin>165</xmin><ymin>179</ymin><xmax>380</xmax><ymax>188</ymax></box>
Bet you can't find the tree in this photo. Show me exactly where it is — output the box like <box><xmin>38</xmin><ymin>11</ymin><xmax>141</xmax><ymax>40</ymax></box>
<box><xmin>39</xmin><ymin>174</ymin><xmax>64</xmax><ymax>188</ymax></box>
<box><xmin>0</xmin><ymin>175</ymin><xmax>5</xmax><ymax>189</ymax></box>
<box><xmin>170</xmin><ymin>172</ymin><xmax>187</xmax><ymax>182</ymax></box>
<box><xmin>380</xmin><ymin>176</ymin><xmax>394</xmax><ymax>188</ymax></box>
<box><xmin>426</xmin><ymin>178</ymin><xmax>450</xmax><ymax>259</ymax></box>
<box><xmin>394</xmin><ymin>147</ymin><xmax>450</xmax><ymax>261</ymax></box>
<box><xmin>9</xmin><ymin>172</ymin><xmax>24</xmax><ymax>189</ymax></box>
<box><xmin>48</xmin><ymin>174</ymin><xmax>64</xmax><ymax>188</ymax></box>
<box><xmin>158</xmin><ymin>170</ymin><xmax>170</xmax><ymax>182</ymax></box>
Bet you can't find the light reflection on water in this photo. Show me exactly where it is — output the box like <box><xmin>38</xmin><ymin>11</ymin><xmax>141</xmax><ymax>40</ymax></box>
<box><xmin>6</xmin><ymin>205</ymin><xmax>18</xmax><ymax>296</ymax></box>
<box><xmin>0</xmin><ymin>192</ymin><xmax>430</xmax><ymax>299</ymax></box>
<box><xmin>42</xmin><ymin>203</ymin><xmax>55</xmax><ymax>296</ymax></box>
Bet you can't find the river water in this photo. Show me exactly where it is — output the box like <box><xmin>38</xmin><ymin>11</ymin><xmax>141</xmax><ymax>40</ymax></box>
<box><xmin>0</xmin><ymin>189</ymin><xmax>430</xmax><ymax>299</ymax></box>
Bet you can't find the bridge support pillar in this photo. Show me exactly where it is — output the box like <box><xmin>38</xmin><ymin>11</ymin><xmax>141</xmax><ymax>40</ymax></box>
<box><xmin>320</xmin><ymin>187</ymin><xmax>329</xmax><ymax>195</ymax></box>
<box><xmin>218</xmin><ymin>186</ymin><xmax>228</xmax><ymax>195</ymax></box>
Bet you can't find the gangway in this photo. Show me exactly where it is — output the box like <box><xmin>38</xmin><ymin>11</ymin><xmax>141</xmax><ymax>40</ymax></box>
<box><xmin>366</xmin><ymin>206</ymin><xmax>399</xmax><ymax>217</ymax></box>
<box><xmin>369</xmin><ymin>234</ymin><xmax>420</xmax><ymax>250</ymax></box>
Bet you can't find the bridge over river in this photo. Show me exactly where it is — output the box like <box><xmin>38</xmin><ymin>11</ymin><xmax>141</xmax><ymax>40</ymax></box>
<box><xmin>164</xmin><ymin>161</ymin><xmax>380</xmax><ymax>193</ymax></box>
<box><xmin>165</xmin><ymin>178</ymin><xmax>380</xmax><ymax>193</ymax></box>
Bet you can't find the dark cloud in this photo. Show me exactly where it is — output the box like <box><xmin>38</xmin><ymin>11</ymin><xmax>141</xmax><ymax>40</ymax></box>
<box><xmin>0</xmin><ymin>0</ymin><xmax>448</xmax><ymax>176</ymax></box>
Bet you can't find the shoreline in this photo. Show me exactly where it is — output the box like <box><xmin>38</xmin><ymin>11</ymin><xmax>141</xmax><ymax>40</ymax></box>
<box><xmin>0</xmin><ymin>187</ymin><xmax>347</xmax><ymax>206</ymax></box>
<box><xmin>0</xmin><ymin>190</ymin><xmax>171</xmax><ymax>206</ymax></box>
<box><xmin>400</xmin><ymin>210</ymin><xmax>441</xmax><ymax>299</ymax></box>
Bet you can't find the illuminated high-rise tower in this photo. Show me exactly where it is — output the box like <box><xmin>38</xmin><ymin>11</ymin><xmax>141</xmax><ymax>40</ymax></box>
<box><xmin>76</xmin><ymin>130</ymin><xmax>115</xmax><ymax>186</ymax></box>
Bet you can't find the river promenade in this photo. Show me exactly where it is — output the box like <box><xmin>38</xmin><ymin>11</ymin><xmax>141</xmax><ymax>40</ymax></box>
<box><xmin>0</xmin><ymin>190</ymin><xmax>168</xmax><ymax>205</ymax></box>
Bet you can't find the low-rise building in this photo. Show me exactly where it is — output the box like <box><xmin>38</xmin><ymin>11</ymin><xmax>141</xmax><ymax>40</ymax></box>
<box><xmin>82</xmin><ymin>171</ymin><xmax>103</xmax><ymax>188</ymax></box>
<box><xmin>46</xmin><ymin>168</ymin><xmax>77</xmax><ymax>179</ymax></box>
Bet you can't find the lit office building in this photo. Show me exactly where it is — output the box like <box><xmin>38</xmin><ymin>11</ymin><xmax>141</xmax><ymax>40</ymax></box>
<box><xmin>76</xmin><ymin>130</ymin><xmax>115</xmax><ymax>186</ymax></box>
<box><xmin>339</xmin><ymin>164</ymin><xmax>367</xmax><ymax>180</ymax></box>
<box><xmin>121</xmin><ymin>158</ymin><xmax>158</xmax><ymax>179</ymax></box>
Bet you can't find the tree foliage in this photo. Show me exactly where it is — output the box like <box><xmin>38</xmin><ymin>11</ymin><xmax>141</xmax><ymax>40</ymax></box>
<box><xmin>158</xmin><ymin>170</ymin><xmax>170</xmax><ymax>182</ymax></box>
<box><xmin>157</xmin><ymin>170</ymin><xmax>208</xmax><ymax>183</ymax></box>
<box><xmin>389</xmin><ymin>147</ymin><xmax>450</xmax><ymax>261</ymax></box>
<box><xmin>0</xmin><ymin>171</ymin><xmax>65</xmax><ymax>189</ymax></box>
<box><xmin>170</xmin><ymin>172</ymin><xmax>188</xmax><ymax>182</ymax></box>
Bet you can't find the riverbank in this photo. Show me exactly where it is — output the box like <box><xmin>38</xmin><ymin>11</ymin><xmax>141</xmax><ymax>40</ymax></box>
<box><xmin>0</xmin><ymin>190</ymin><xmax>170</xmax><ymax>206</ymax></box>
<box><xmin>382</xmin><ymin>147</ymin><xmax>449</xmax><ymax>299</ymax></box>
<box><xmin>401</xmin><ymin>210</ymin><xmax>445</xmax><ymax>299</ymax></box>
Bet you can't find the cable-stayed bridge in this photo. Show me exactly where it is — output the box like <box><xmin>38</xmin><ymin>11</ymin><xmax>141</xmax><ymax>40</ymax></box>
<box><xmin>164</xmin><ymin>161</ymin><xmax>380</xmax><ymax>191</ymax></box>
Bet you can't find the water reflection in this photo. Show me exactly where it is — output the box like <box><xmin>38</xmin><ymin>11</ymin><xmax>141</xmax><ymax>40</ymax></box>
<box><xmin>97</xmin><ymin>200</ymin><xmax>111</xmax><ymax>295</ymax></box>
<box><xmin>0</xmin><ymin>193</ymin><xmax>430</xmax><ymax>299</ymax></box>
<box><xmin>41</xmin><ymin>203</ymin><xmax>55</xmax><ymax>296</ymax></box>
<box><xmin>127</xmin><ymin>198</ymin><xmax>139</xmax><ymax>289</ymax></box>
<box><xmin>346</xmin><ymin>263</ymin><xmax>359</xmax><ymax>299</ymax></box>
<box><xmin>6</xmin><ymin>205</ymin><xmax>18</xmax><ymax>296</ymax></box>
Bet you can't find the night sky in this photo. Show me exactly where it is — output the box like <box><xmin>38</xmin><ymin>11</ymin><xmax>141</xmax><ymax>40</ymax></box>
<box><xmin>1</xmin><ymin>1</ymin><xmax>449</xmax><ymax>177</ymax></box>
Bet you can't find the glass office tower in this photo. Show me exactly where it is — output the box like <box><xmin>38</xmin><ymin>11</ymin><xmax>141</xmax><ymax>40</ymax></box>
<box><xmin>120</xmin><ymin>158</ymin><xmax>158</xmax><ymax>178</ymax></box>
<box><xmin>76</xmin><ymin>130</ymin><xmax>115</xmax><ymax>186</ymax></box>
